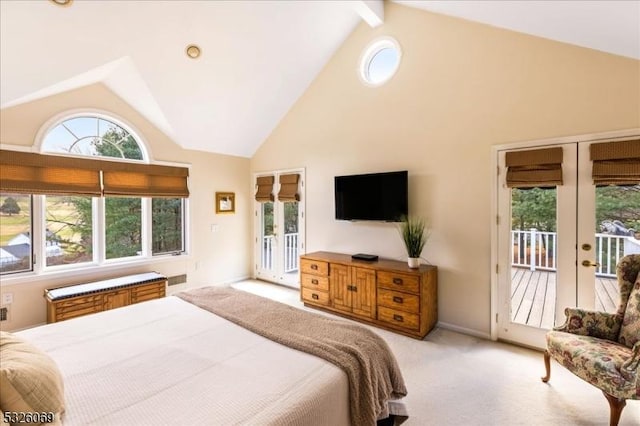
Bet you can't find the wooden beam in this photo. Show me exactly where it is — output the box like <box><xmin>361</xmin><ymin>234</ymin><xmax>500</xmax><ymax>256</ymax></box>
<box><xmin>352</xmin><ymin>0</ymin><xmax>384</xmax><ymax>27</ymax></box>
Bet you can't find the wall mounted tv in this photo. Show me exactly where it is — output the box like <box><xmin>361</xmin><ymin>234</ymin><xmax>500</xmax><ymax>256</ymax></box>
<box><xmin>334</xmin><ymin>170</ymin><xmax>408</xmax><ymax>222</ymax></box>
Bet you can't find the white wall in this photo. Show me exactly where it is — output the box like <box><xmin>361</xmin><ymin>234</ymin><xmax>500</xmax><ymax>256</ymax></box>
<box><xmin>250</xmin><ymin>3</ymin><xmax>640</xmax><ymax>336</ymax></box>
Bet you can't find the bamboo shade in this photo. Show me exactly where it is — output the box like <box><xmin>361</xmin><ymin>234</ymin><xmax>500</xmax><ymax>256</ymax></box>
<box><xmin>277</xmin><ymin>173</ymin><xmax>300</xmax><ymax>202</ymax></box>
<box><xmin>590</xmin><ymin>140</ymin><xmax>640</xmax><ymax>186</ymax></box>
<box><xmin>255</xmin><ymin>175</ymin><xmax>275</xmax><ymax>202</ymax></box>
<box><xmin>0</xmin><ymin>149</ymin><xmax>189</xmax><ymax>198</ymax></box>
<box><xmin>0</xmin><ymin>150</ymin><xmax>102</xmax><ymax>196</ymax></box>
<box><xmin>505</xmin><ymin>147</ymin><xmax>563</xmax><ymax>188</ymax></box>
<box><xmin>102</xmin><ymin>162</ymin><xmax>189</xmax><ymax>198</ymax></box>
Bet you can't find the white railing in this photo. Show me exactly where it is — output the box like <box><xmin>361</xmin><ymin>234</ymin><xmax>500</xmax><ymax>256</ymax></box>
<box><xmin>512</xmin><ymin>229</ymin><xmax>557</xmax><ymax>271</ymax></box>
<box><xmin>512</xmin><ymin>230</ymin><xmax>635</xmax><ymax>277</ymax></box>
<box><xmin>261</xmin><ymin>232</ymin><xmax>299</xmax><ymax>273</ymax></box>
<box><xmin>284</xmin><ymin>233</ymin><xmax>299</xmax><ymax>273</ymax></box>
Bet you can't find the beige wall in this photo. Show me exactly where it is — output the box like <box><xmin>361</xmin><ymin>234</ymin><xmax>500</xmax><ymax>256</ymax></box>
<box><xmin>0</xmin><ymin>83</ymin><xmax>252</xmax><ymax>331</ymax></box>
<box><xmin>251</xmin><ymin>3</ymin><xmax>640</xmax><ymax>335</ymax></box>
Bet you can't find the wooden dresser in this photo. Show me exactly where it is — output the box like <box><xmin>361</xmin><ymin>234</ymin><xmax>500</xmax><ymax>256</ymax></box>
<box><xmin>300</xmin><ymin>251</ymin><xmax>437</xmax><ymax>339</ymax></box>
<box><xmin>44</xmin><ymin>272</ymin><xmax>167</xmax><ymax>323</ymax></box>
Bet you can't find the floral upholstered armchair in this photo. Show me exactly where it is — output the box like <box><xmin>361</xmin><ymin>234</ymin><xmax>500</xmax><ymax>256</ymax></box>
<box><xmin>542</xmin><ymin>254</ymin><xmax>640</xmax><ymax>426</ymax></box>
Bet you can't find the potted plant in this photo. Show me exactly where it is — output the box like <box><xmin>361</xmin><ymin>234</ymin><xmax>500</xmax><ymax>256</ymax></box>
<box><xmin>399</xmin><ymin>216</ymin><xmax>429</xmax><ymax>268</ymax></box>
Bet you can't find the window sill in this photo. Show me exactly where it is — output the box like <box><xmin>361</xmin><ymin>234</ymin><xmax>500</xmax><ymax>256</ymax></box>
<box><xmin>0</xmin><ymin>254</ymin><xmax>189</xmax><ymax>287</ymax></box>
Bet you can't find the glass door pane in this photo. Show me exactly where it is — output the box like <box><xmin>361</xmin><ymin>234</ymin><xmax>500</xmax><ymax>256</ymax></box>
<box><xmin>261</xmin><ymin>201</ymin><xmax>275</xmax><ymax>272</ymax></box>
<box><xmin>281</xmin><ymin>201</ymin><xmax>300</xmax><ymax>285</ymax></box>
<box><xmin>510</xmin><ymin>187</ymin><xmax>558</xmax><ymax>329</ymax></box>
<box><xmin>594</xmin><ymin>184</ymin><xmax>640</xmax><ymax>313</ymax></box>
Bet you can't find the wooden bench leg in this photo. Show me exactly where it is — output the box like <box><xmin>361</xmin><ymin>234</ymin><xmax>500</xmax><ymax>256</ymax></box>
<box><xmin>602</xmin><ymin>392</ymin><xmax>626</xmax><ymax>426</ymax></box>
<box><xmin>541</xmin><ymin>350</ymin><xmax>551</xmax><ymax>382</ymax></box>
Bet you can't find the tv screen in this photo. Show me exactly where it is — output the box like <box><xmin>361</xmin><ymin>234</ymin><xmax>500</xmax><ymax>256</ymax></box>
<box><xmin>335</xmin><ymin>170</ymin><xmax>408</xmax><ymax>222</ymax></box>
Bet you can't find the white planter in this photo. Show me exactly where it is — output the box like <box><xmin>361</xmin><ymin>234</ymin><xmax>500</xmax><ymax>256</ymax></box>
<box><xmin>407</xmin><ymin>257</ymin><xmax>420</xmax><ymax>268</ymax></box>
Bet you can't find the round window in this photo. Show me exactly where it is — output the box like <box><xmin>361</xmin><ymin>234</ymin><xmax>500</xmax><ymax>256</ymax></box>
<box><xmin>359</xmin><ymin>37</ymin><xmax>401</xmax><ymax>87</ymax></box>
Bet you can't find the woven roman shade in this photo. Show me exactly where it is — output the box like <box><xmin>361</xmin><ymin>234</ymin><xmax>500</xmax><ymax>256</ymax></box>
<box><xmin>277</xmin><ymin>173</ymin><xmax>300</xmax><ymax>202</ymax></box>
<box><xmin>0</xmin><ymin>150</ymin><xmax>102</xmax><ymax>196</ymax></box>
<box><xmin>590</xmin><ymin>140</ymin><xmax>640</xmax><ymax>186</ymax></box>
<box><xmin>102</xmin><ymin>161</ymin><xmax>189</xmax><ymax>198</ymax></box>
<box><xmin>0</xmin><ymin>149</ymin><xmax>189</xmax><ymax>198</ymax></box>
<box><xmin>505</xmin><ymin>147</ymin><xmax>563</xmax><ymax>188</ymax></box>
<box><xmin>255</xmin><ymin>175</ymin><xmax>275</xmax><ymax>202</ymax></box>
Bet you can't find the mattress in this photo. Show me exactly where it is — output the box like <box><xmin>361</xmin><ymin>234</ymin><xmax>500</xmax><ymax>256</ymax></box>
<box><xmin>16</xmin><ymin>296</ymin><xmax>350</xmax><ymax>425</ymax></box>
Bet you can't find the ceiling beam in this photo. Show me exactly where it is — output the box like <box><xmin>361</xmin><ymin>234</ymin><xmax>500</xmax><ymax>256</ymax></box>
<box><xmin>352</xmin><ymin>0</ymin><xmax>384</xmax><ymax>28</ymax></box>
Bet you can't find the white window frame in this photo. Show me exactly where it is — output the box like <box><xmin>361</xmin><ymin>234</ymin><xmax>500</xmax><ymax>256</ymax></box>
<box><xmin>0</xmin><ymin>110</ymin><xmax>190</xmax><ymax>284</ymax></box>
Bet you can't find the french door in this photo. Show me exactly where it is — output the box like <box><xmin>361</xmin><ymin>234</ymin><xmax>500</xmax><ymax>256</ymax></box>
<box><xmin>254</xmin><ymin>170</ymin><xmax>305</xmax><ymax>287</ymax></box>
<box><xmin>496</xmin><ymin>136</ymin><xmax>639</xmax><ymax>348</ymax></box>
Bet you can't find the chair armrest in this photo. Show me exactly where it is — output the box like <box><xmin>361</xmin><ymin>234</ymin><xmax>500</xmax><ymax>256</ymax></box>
<box><xmin>554</xmin><ymin>307</ymin><xmax>622</xmax><ymax>341</ymax></box>
<box><xmin>621</xmin><ymin>341</ymin><xmax>640</xmax><ymax>383</ymax></box>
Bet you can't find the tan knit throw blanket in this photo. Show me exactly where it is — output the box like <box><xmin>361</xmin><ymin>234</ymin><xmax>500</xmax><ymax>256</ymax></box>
<box><xmin>176</xmin><ymin>286</ymin><xmax>407</xmax><ymax>425</ymax></box>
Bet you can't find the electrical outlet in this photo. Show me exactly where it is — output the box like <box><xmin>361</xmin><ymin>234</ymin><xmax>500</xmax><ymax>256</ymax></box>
<box><xmin>1</xmin><ymin>293</ymin><xmax>13</xmax><ymax>305</ymax></box>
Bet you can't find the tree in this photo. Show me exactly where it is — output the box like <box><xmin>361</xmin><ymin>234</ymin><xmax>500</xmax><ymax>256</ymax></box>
<box><xmin>0</xmin><ymin>197</ymin><xmax>20</xmax><ymax>216</ymax></box>
<box><xmin>595</xmin><ymin>185</ymin><xmax>640</xmax><ymax>232</ymax></box>
<box><xmin>511</xmin><ymin>188</ymin><xmax>557</xmax><ymax>232</ymax></box>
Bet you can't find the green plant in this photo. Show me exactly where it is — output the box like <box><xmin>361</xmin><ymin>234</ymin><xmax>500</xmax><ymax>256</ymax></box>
<box><xmin>399</xmin><ymin>216</ymin><xmax>429</xmax><ymax>258</ymax></box>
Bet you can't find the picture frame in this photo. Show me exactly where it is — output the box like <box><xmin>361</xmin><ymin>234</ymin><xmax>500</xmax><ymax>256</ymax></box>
<box><xmin>215</xmin><ymin>192</ymin><xmax>235</xmax><ymax>214</ymax></box>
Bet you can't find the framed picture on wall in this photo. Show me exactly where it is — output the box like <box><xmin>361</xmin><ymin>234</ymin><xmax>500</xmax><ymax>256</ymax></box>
<box><xmin>215</xmin><ymin>192</ymin><xmax>235</xmax><ymax>214</ymax></box>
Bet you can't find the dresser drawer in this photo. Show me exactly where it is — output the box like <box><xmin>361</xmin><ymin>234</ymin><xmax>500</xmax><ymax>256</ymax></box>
<box><xmin>300</xmin><ymin>258</ymin><xmax>329</xmax><ymax>276</ymax></box>
<box><xmin>131</xmin><ymin>281</ymin><xmax>166</xmax><ymax>303</ymax></box>
<box><xmin>301</xmin><ymin>287</ymin><xmax>330</xmax><ymax>307</ymax></box>
<box><xmin>378</xmin><ymin>306</ymin><xmax>420</xmax><ymax>331</ymax></box>
<box><xmin>301</xmin><ymin>273</ymin><xmax>329</xmax><ymax>291</ymax></box>
<box><xmin>55</xmin><ymin>295</ymin><xmax>103</xmax><ymax>311</ymax></box>
<box><xmin>377</xmin><ymin>288</ymin><xmax>419</xmax><ymax>314</ymax></box>
<box><xmin>378</xmin><ymin>271</ymin><xmax>420</xmax><ymax>294</ymax></box>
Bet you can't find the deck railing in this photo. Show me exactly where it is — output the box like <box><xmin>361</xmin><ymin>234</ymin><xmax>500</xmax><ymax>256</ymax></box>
<box><xmin>261</xmin><ymin>232</ymin><xmax>299</xmax><ymax>273</ymax></box>
<box><xmin>512</xmin><ymin>229</ymin><xmax>637</xmax><ymax>277</ymax></box>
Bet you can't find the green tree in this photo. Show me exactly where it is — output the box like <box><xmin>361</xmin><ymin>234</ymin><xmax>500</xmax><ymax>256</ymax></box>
<box><xmin>595</xmin><ymin>186</ymin><xmax>640</xmax><ymax>232</ymax></box>
<box><xmin>0</xmin><ymin>197</ymin><xmax>20</xmax><ymax>216</ymax></box>
<box><xmin>152</xmin><ymin>198</ymin><xmax>183</xmax><ymax>253</ymax></box>
<box><xmin>511</xmin><ymin>188</ymin><xmax>557</xmax><ymax>232</ymax></box>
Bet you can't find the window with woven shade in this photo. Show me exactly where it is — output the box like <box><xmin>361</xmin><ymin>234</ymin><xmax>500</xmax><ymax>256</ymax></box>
<box><xmin>590</xmin><ymin>139</ymin><xmax>640</xmax><ymax>186</ymax></box>
<box><xmin>255</xmin><ymin>175</ymin><xmax>275</xmax><ymax>202</ymax></box>
<box><xmin>505</xmin><ymin>147</ymin><xmax>563</xmax><ymax>188</ymax></box>
<box><xmin>277</xmin><ymin>174</ymin><xmax>300</xmax><ymax>202</ymax></box>
<box><xmin>0</xmin><ymin>113</ymin><xmax>189</xmax><ymax>276</ymax></box>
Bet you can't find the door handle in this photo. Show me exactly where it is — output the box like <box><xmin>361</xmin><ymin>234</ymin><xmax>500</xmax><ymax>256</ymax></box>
<box><xmin>581</xmin><ymin>260</ymin><xmax>601</xmax><ymax>268</ymax></box>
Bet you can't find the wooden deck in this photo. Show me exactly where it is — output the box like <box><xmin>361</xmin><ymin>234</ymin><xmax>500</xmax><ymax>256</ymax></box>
<box><xmin>511</xmin><ymin>268</ymin><xmax>619</xmax><ymax>330</ymax></box>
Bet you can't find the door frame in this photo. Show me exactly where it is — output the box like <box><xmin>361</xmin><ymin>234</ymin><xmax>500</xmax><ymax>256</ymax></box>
<box><xmin>252</xmin><ymin>168</ymin><xmax>306</xmax><ymax>287</ymax></box>
<box><xmin>490</xmin><ymin>128</ymin><xmax>639</xmax><ymax>344</ymax></box>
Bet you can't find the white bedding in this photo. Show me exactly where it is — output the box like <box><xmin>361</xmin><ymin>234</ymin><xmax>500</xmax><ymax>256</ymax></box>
<box><xmin>16</xmin><ymin>296</ymin><xmax>350</xmax><ymax>425</ymax></box>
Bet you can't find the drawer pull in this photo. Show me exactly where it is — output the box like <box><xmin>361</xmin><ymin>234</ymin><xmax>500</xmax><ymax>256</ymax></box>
<box><xmin>311</xmin><ymin>264</ymin><xmax>318</xmax><ymax>270</ymax></box>
<box><xmin>393</xmin><ymin>296</ymin><xmax>403</xmax><ymax>303</ymax></box>
<box><xmin>311</xmin><ymin>279</ymin><xmax>319</xmax><ymax>285</ymax></box>
<box><xmin>393</xmin><ymin>314</ymin><xmax>404</xmax><ymax>322</ymax></box>
<box><xmin>312</xmin><ymin>293</ymin><xmax>319</xmax><ymax>300</ymax></box>
<box><xmin>392</xmin><ymin>278</ymin><xmax>403</xmax><ymax>285</ymax></box>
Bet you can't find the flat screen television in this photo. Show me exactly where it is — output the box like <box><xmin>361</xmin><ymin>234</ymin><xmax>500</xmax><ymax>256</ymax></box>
<box><xmin>334</xmin><ymin>170</ymin><xmax>408</xmax><ymax>222</ymax></box>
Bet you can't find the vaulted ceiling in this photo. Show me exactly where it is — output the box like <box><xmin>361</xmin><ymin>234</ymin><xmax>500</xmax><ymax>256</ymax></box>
<box><xmin>1</xmin><ymin>1</ymin><xmax>638</xmax><ymax>158</ymax></box>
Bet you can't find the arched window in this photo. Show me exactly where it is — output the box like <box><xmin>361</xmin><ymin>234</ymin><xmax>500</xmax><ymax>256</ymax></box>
<box><xmin>41</xmin><ymin>115</ymin><xmax>146</xmax><ymax>161</ymax></box>
<box><xmin>0</xmin><ymin>113</ymin><xmax>186</xmax><ymax>277</ymax></box>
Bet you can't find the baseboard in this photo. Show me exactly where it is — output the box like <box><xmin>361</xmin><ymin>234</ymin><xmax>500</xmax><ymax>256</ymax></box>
<box><xmin>436</xmin><ymin>321</ymin><xmax>492</xmax><ymax>340</ymax></box>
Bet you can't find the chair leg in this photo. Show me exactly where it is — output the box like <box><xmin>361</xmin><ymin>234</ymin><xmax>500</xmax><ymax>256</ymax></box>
<box><xmin>541</xmin><ymin>350</ymin><xmax>551</xmax><ymax>382</ymax></box>
<box><xmin>602</xmin><ymin>392</ymin><xmax>626</xmax><ymax>426</ymax></box>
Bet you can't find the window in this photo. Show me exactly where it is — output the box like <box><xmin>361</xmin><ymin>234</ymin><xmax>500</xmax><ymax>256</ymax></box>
<box><xmin>0</xmin><ymin>193</ymin><xmax>33</xmax><ymax>274</ymax></box>
<box><xmin>0</xmin><ymin>113</ymin><xmax>188</xmax><ymax>278</ymax></box>
<box><xmin>45</xmin><ymin>195</ymin><xmax>93</xmax><ymax>267</ymax></box>
<box><xmin>359</xmin><ymin>37</ymin><xmax>401</xmax><ymax>87</ymax></box>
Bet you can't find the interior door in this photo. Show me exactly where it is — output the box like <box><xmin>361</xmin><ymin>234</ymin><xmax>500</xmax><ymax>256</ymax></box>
<box><xmin>254</xmin><ymin>170</ymin><xmax>305</xmax><ymax>287</ymax></box>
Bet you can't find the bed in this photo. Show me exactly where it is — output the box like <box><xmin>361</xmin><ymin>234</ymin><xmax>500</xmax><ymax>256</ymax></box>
<box><xmin>2</xmin><ymin>287</ymin><xmax>408</xmax><ymax>425</ymax></box>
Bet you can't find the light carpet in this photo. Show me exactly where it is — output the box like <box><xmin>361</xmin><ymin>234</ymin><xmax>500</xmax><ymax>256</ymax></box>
<box><xmin>231</xmin><ymin>279</ymin><xmax>640</xmax><ymax>426</ymax></box>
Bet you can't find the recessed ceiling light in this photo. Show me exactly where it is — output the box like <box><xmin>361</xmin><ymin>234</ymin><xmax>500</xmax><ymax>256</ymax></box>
<box><xmin>186</xmin><ymin>45</ymin><xmax>201</xmax><ymax>59</ymax></box>
<box><xmin>49</xmin><ymin>0</ymin><xmax>73</xmax><ymax>6</ymax></box>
